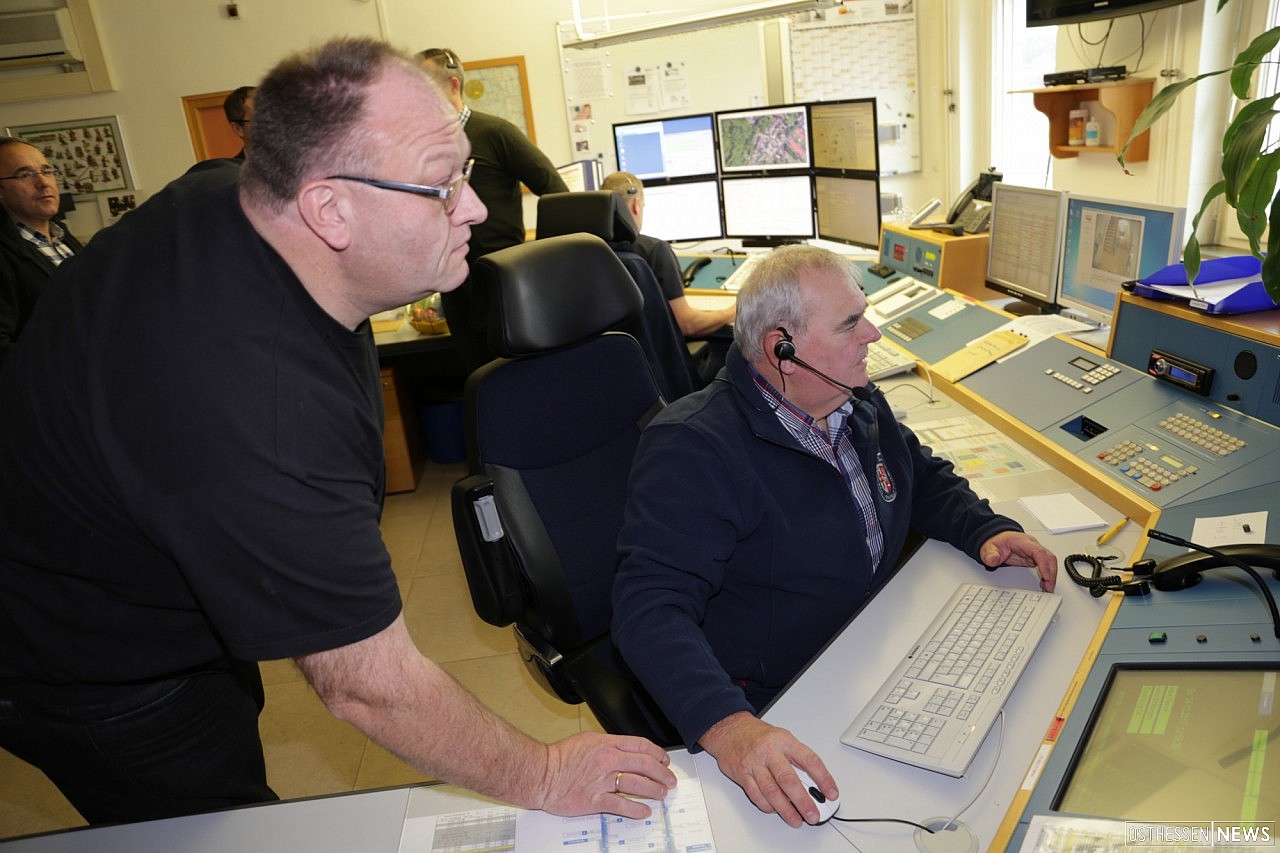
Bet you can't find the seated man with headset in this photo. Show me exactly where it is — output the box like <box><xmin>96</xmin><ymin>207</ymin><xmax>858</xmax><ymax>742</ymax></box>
<box><xmin>612</xmin><ymin>244</ymin><xmax>1058</xmax><ymax>828</ymax></box>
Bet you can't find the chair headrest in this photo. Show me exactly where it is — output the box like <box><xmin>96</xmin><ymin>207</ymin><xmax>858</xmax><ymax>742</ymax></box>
<box><xmin>535</xmin><ymin>191</ymin><xmax>638</xmax><ymax>243</ymax></box>
<box><xmin>471</xmin><ymin>233</ymin><xmax>645</xmax><ymax>357</ymax></box>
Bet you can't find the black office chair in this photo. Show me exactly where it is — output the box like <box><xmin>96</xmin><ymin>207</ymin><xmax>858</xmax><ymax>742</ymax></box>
<box><xmin>536</xmin><ymin>190</ymin><xmax>701</xmax><ymax>400</ymax></box>
<box><xmin>451</xmin><ymin>233</ymin><xmax>682</xmax><ymax>748</ymax></box>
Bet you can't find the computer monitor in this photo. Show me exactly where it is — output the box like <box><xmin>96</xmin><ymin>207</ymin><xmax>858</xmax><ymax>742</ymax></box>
<box><xmin>613</xmin><ymin>113</ymin><xmax>717</xmax><ymax>180</ymax></box>
<box><xmin>814</xmin><ymin>174</ymin><xmax>881</xmax><ymax>250</ymax></box>
<box><xmin>715</xmin><ymin>104</ymin><xmax>811</xmax><ymax>173</ymax></box>
<box><xmin>985</xmin><ymin>184</ymin><xmax>1069</xmax><ymax>314</ymax></box>
<box><xmin>1053</xmin><ymin>663</ymin><xmax>1280</xmax><ymax>822</ymax></box>
<box><xmin>809</xmin><ymin>98</ymin><xmax>879</xmax><ymax>174</ymax></box>
<box><xmin>1058</xmin><ymin>193</ymin><xmax>1186</xmax><ymax>328</ymax></box>
<box><xmin>640</xmin><ymin>179</ymin><xmax>724</xmax><ymax>242</ymax></box>
<box><xmin>720</xmin><ymin>174</ymin><xmax>815</xmax><ymax>246</ymax></box>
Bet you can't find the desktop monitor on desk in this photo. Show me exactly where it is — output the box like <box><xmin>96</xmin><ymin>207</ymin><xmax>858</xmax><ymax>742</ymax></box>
<box><xmin>814</xmin><ymin>174</ymin><xmax>880</xmax><ymax>250</ymax></box>
<box><xmin>720</xmin><ymin>174</ymin><xmax>815</xmax><ymax>247</ymax></box>
<box><xmin>613</xmin><ymin>112</ymin><xmax>718</xmax><ymax>180</ymax></box>
<box><xmin>985</xmin><ymin>183</ymin><xmax>1069</xmax><ymax>314</ymax></box>
<box><xmin>640</xmin><ymin>179</ymin><xmax>724</xmax><ymax>242</ymax></box>
<box><xmin>809</xmin><ymin>97</ymin><xmax>879</xmax><ymax>174</ymax></box>
<box><xmin>1057</xmin><ymin>193</ymin><xmax>1186</xmax><ymax>331</ymax></box>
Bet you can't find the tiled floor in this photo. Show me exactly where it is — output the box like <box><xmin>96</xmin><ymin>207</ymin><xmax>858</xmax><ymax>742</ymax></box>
<box><xmin>0</xmin><ymin>460</ymin><xmax>603</xmax><ymax>841</ymax></box>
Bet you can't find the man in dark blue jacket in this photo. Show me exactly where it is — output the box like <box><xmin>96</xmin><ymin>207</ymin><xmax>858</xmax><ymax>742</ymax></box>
<box><xmin>613</xmin><ymin>244</ymin><xmax>1058</xmax><ymax>828</ymax></box>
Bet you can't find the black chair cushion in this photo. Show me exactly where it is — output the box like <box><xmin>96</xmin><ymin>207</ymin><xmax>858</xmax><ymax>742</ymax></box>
<box><xmin>536</xmin><ymin>191</ymin><xmax>638</xmax><ymax>243</ymax></box>
<box><xmin>471</xmin><ymin>234</ymin><xmax>643</xmax><ymax>357</ymax></box>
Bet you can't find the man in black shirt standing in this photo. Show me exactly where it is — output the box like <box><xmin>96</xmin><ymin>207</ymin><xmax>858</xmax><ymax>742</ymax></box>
<box><xmin>419</xmin><ymin>48</ymin><xmax>569</xmax><ymax>372</ymax></box>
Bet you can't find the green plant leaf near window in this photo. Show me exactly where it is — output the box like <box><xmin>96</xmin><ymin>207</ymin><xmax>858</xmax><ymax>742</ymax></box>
<box><xmin>1119</xmin><ymin>0</ymin><xmax>1280</xmax><ymax>302</ymax></box>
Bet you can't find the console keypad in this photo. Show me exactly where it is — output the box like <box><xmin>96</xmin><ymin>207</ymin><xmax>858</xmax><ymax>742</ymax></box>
<box><xmin>1158</xmin><ymin>412</ymin><xmax>1246</xmax><ymax>457</ymax></box>
<box><xmin>1096</xmin><ymin>440</ymin><xmax>1199</xmax><ymax>492</ymax></box>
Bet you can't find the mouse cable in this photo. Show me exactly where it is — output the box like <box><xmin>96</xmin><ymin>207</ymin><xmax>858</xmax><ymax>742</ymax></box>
<box><xmin>940</xmin><ymin>708</ymin><xmax>1005</xmax><ymax>833</ymax></box>
<box><xmin>830</xmin><ymin>815</ymin><xmax>935</xmax><ymax>833</ymax></box>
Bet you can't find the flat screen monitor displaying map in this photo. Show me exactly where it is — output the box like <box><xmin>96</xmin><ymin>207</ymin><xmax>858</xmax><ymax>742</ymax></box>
<box><xmin>640</xmin><ymin>180</ymin><xmax>724</xmax><ymax>242</ymax></box>
<box><xmin>1058</xmin><ymin>194</ymin><xmax>1185</xmax><ymax>328</ymax></box>
<box><xmin>721</xmin><ymin>174</ymin><xmax>814</xmax><ymax>245</ymax></box>
<box><xmin>613</xmin><ymin>113</ymin><xmax>717</xmax><ymax>180</ymax></box>
<box><xmin>1054</xmin><ymin>664</ymin><xmax>1280</xmax><ymax>823</ymax></box>
<box><xmin>809</xmin><ymin>98</ymin><xmax>879</xmax><ymax>174</ymax></box>
<box><xmin>715</xmin><ymin>105</ymin><xmax>811</xmax><ymax>173</ymax></box>
<box><xmin>985</xmin><ymin>184</ymin><xmax>1068</xmax><ymax>313</ymax></box>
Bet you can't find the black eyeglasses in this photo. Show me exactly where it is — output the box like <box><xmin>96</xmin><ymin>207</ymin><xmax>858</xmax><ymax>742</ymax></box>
<box><xmin>0</xmin><ymin>166</ymin><xmax>61</xmax><ymax>183</ymax></box>
<box><xmin>326</xmin><ymin>158</ymin><xmax>473</xmax><ymax>214</ymax></box>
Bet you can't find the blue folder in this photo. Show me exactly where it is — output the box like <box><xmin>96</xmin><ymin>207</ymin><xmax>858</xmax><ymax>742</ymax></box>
<box><xmin>1130</xmin><ymin>256</ymin><xmax>1280</xmax><ymax>315</ymax></box>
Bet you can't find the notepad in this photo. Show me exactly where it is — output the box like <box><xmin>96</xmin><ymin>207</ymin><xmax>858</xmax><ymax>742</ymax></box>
<box><xmin>1018</xmin><ymin>493</ymin><xmax>1107</xmax><ymax>534</ymax></box>
<box><xmin>930</xmin><ymin>329</ymin><xmax>1029</xmax><ymax>382</ymax></box>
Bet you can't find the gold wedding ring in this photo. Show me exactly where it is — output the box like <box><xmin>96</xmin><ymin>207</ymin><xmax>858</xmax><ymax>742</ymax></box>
<box><xmin>613</xmin><ymin>771</ymin><xmax>623</xmax><ymax>793</ymax></box>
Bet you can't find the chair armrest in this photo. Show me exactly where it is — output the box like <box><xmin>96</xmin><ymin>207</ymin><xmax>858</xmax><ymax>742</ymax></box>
<box><xmin>451</xmin><ymin>474</ymin><xmax>527</xmax><ymax>626</ymax></box>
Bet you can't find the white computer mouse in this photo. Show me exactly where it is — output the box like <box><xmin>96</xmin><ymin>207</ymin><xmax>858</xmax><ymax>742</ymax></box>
<box><xmin>793</xmin><ymin>765</ymin><xmax>840</xmax><ymax>824</ymax></box>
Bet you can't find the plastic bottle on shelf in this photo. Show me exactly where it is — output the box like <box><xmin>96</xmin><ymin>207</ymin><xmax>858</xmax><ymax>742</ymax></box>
<box><xmin>1084</xmin><ymin>114</ymin><xmax>1101</xmax><ymax>147</ymax></box>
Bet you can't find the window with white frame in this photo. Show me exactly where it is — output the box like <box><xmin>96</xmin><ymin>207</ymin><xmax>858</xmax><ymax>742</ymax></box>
<box><xmin>992</xmin><ymin>0</ymin><xmax>1057</xmax><ymax>188</ymax></box>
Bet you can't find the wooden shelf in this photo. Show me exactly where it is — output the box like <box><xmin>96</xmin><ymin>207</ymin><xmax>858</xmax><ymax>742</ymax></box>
<box><xmin>1014</xmin><ymin>78</ymin><xmax>1154</xmax><ymax>162</ymax></box>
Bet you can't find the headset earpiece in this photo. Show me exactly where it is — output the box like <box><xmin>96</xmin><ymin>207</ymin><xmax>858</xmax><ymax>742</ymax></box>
<box><xmin>773</xmin><ymin>326</ymin><xmax>796</xmax><ymax>361</ymax></box>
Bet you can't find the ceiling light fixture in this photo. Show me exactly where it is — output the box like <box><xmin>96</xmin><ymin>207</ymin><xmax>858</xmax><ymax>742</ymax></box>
<box><xmin>564</xmin><ymin>0</ymin><xmax>838</xmax><ymax>50</ymax></box>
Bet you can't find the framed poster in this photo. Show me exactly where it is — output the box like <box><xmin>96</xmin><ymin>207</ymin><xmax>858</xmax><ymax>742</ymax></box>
<box><xmin>463</xmin><ymin>56</ymin><xmax>536</xmax><ymax>143</ymax></box>
<box><xmin>7</xmin><ymin>115</ymin><xmax>133</xmax><ymax>194</ymax></box>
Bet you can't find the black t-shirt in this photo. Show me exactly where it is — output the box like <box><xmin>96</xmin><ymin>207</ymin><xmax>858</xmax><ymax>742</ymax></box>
<box><xmin>632</xmin><ymin>233</ymin><xmax>684</xmax><ymax>303</ymax></box>
<box><xmin>464</xmin><ymin>110</ymin><xmax>568</xmax><ymax>260</ymax></box>
<box><xmin>0</xmin><ymin>164</ymin><xmax>401</xmax><ymax>687</ymax></box>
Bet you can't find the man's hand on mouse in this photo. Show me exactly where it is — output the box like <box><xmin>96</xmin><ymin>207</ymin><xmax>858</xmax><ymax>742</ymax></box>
<box><xmin>697</xmin><ymin>711</ymin><xmax>839</xmax><ymax>827</ymax></box>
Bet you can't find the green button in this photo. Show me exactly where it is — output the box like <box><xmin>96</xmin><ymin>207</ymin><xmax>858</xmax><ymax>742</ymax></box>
<box><xmin>1148</xmin><ymin>631</ymin><xmax>1168</xmax><ymax>644</ymax></box>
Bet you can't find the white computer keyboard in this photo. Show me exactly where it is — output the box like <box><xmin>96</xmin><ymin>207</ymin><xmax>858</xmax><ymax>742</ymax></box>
<box><xmin>720</xmin><ymin>253</ymin><xmax>765</xmax><ymax>292</ymax></box>
<box><xmin>866</xmin><ymin>339</ymin><xmax>916</xmax><ymax>382</ymax></box>
<box><xmin>840</xmin><ymin>582</ymin><xmax>1060</xmax><ymax>777</ymax></box>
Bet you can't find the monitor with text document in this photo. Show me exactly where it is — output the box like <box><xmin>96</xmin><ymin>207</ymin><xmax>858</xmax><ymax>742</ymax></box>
<box><xmin>639</xmin><ymin>179</ymin><xmax>724</xmax><ymax>242</ymax></box>
<box><xmin>1057</xmin><ymin>193</ymin><xmax>1186</xmax><ymax>329</ymax></box>
<box><xmin>720</xmin><ymin>174</ymin><xmax>815</xmax><ymax>246</ymax></box>
<box><xmin>985</xmin><ymin>183</ymin><xmax>1069</xmax><ymax>313</ymax></box>
<box><xmin>613</xmin><ymin>113</ymin><xmax>717</xmax><ymax>181</ymax></box>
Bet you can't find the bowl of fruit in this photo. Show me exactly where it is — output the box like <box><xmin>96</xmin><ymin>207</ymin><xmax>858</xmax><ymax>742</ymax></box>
<box><xmin>409</xmin><ymin>294</ymin><xmax>448</xmax><ymax>335</ymax></box>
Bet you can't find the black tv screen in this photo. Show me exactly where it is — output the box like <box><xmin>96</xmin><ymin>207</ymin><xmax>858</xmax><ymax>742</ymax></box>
<box><xmin>1027</xmin><ymin>0</ymin><xmax>1193</xmax><ymax>27</ymax></box>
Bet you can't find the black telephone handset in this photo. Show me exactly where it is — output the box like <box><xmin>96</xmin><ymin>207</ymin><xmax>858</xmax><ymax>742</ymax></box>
<box><xmin>682</xmin><ymin>256</ymin><xmax>712</xmax><ymax>287</ymax></box>
<box><xmin>1150</xmin><ymin>543</ymin><xmax>1280</xmax><ymax>591</ymax></box>
<box><xmin>945</xmin><ymin>168</ymin><xmax>1003</xmax><ymax>229</ymax></box>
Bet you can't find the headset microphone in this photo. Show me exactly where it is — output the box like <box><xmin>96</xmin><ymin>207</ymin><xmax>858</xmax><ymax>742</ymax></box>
<box><xmin>773</xmin><ymin>327</ymin><xmax>872</xmax><ymax>402</ymax></box>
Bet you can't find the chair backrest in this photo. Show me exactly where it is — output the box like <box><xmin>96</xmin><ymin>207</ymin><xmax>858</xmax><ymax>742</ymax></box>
<box><xmin>536</xmin><ymin>192</ymin><xmax>699</xmax><ymax>400</ymax></box>
<box><xmin>464</xmin><ymin>233</ymin><xmax>662</xmax><ymax>648</ymax></box>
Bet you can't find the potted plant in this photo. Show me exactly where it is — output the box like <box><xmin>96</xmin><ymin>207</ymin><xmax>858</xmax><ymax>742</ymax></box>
<box><xmin>1119</xmin><ymin>0</ymin><xmax>1280</xmax><ymax>300</ymax></box>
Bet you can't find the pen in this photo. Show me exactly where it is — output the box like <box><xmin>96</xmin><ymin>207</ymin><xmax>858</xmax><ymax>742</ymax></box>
<box><xmin>1096</xmin><ymin>517</ymin><xmax>1130</xmax><ymax>546</ymax></box>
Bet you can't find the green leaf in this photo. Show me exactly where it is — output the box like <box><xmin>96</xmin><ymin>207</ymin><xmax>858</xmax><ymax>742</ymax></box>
<box><xmin>1220</xmin><ymin>97</ymin><xmax>1280</xmax><ymax>203</ymax></box>
<box><xmin>1230</xmin><ymin>27</ymin><xmax>1280</xmax><ymax>97</ymax></box>
<box><xmin>1119</xmin><ymin>72</ymin><xmax>1229</xmax><ymax>167</ymax></box>
<box><xmin>1264</xmin><ymin>196</ymin><xmax>1280</xmax><ymax>304</ymax></box>
<box><xmin>1183</xmin><ymin>181</ymin><xmax>1225</xmax><ymax>286</ymax></box>
<box><xmin>1236</xmin><ymin>150</ymin><xmax>1280</xmax><ymax>254</ymax></box>
<box><xmin>1183</xmin><ymin>233</ymin><xmax>1202</xmax><ymax>286</ymax></box>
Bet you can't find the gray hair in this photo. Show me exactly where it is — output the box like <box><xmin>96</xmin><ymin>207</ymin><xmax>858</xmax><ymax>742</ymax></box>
<box><xmin>734</xmin><ymin>244</ymin><xmax>862</xmax><ymax>361</ymax></box>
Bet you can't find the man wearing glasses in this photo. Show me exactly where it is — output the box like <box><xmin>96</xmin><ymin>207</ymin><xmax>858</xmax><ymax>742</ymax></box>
<box><xmin>0</xmin><ymin>38</ymin><xmax>675</xmax><ymax>827</ymax></box>
<box><xmin>0</xmin><ymin>137</ymin><xmax>82</xmax><ymax>370</ymax></box>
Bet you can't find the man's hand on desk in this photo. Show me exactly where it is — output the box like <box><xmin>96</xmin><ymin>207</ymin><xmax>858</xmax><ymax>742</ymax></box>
<box><xmin>536</xmin><ymin>732</ymin><xmax>677</xmax><ymax>820</ymax></box>
<box><xmin>981</xmin><ymin>530</ymin><xmax>1059</xmax><ymax>592</ymax></box>
<box><xmin>698</xmin><ymin>711</ymin><xmax>837</xmax><ymax>828</ymax></box>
